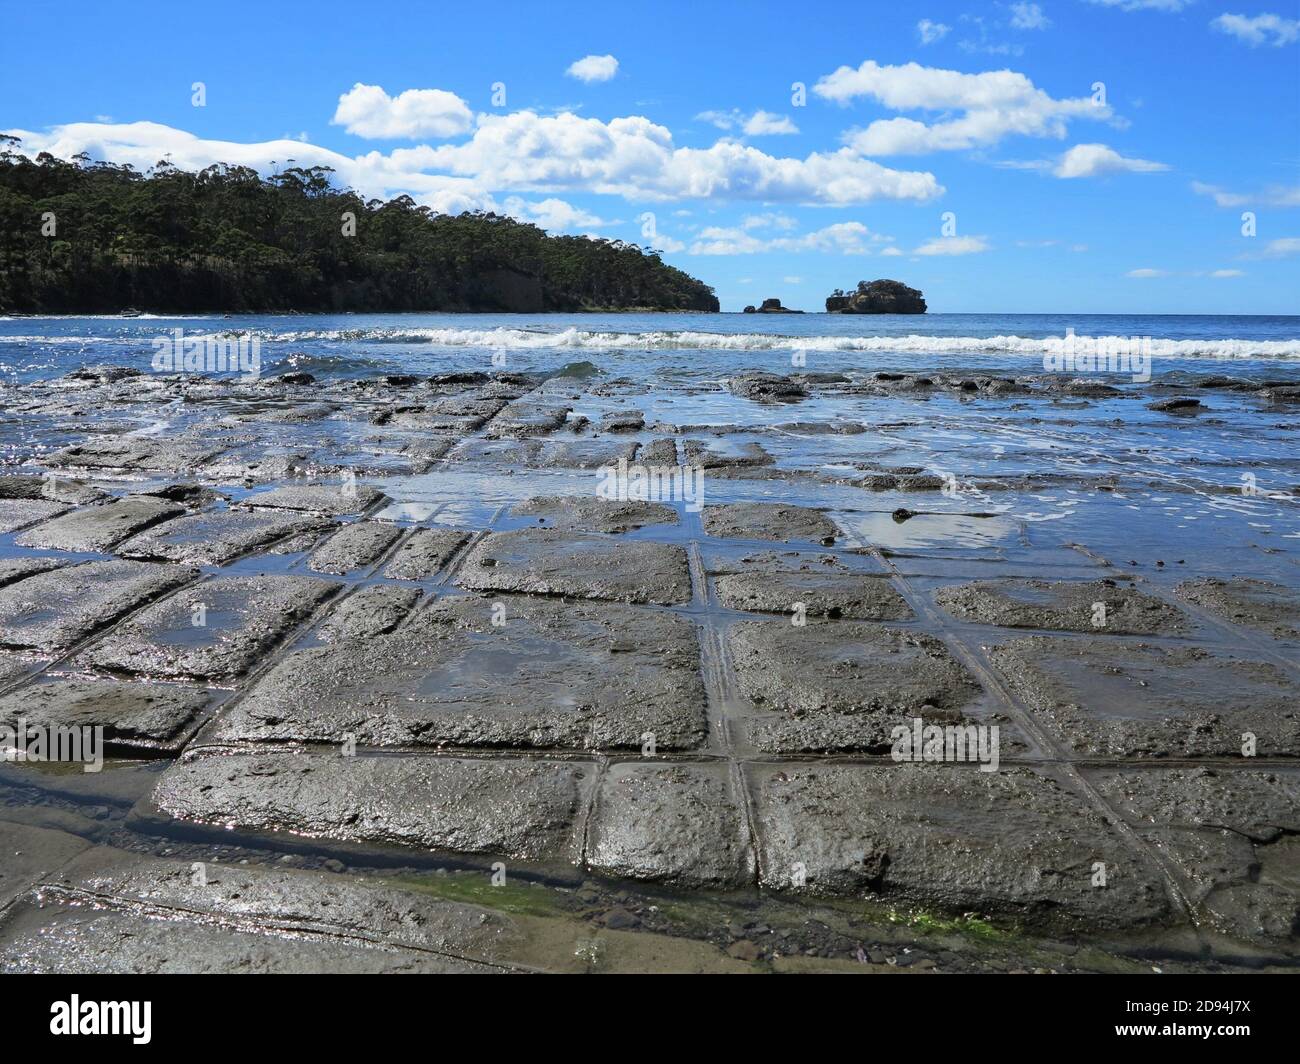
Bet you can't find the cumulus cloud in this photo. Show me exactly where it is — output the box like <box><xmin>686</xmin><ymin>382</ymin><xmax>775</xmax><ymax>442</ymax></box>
<box><xmin>502</xmin><ymin>196</ymin><xmax>610</xmax><ymax>233</ymax></box>
<box><xmin>566</xmin><ymin>54</ymin><xmax>619</xmax><ymax>82</ymax></box>
<box><xmin>1010</xmin><ymin>3</ymin><xmax>1051</xmax><ymax>30</ymax></box>
<box><xmin>1126</xmin><ymin>268</ymin><xmax>1167</xmax><ymax>277</ymax></box>
<box><xmin>917</xmin><ymin>19</ymin><xmax>951</xmax><ymax>43</ymax></box>
<box><xmin>1211</xmin><ymin>12</ymin><xmax>1300</xmax><ymax>46</ymax></box>
<box><xmin>332</xmin><ymin>84</ymin><xmax>472</xmax><ymax>139</ymax></box>
<box><xmin>689</xmin><ymin>221</ymin><xmax>884</xmax><ymax>255</ymax></box>
<box><xmin>1054</xmin><ymin>143</ymin><xmax>1167</xmax><ymax>178</ymax></box>
<box><xmin>1210</xmin><ymin>268</ymin><xmax>1245</xmax><ymax>277</ymax></box>
<box><xmin>7</xmin><ymin>113</ymin><xmax>942</xmax><ymax>210</ymax></box>
<box><xmin>412</xmin><ymin>110</ymin><xmax>941</xmax><ymax>203</ymax></box>
<box><xmin>815</xmin><ymin>60</ymin><xmax>1111</xmax><ymax>155</ymax></box>
<box><xmin>914</xmin><ymin>235</ymin><xmax>991</xmax><ymax>255</ymax></box>
<box><xmin>696</xmin><ymin>109</ymin><xmax>799</xmax><ymax>135</ymax></box>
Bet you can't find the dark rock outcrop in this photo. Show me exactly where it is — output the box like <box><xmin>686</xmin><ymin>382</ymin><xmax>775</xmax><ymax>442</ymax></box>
<box><xmin>743</xmin><ymin>298</ymin><xmax>803</xmax><ymax>314</ymax></box>
<box><xmin>826</xmin><ymin>280</ymin><xmax>926</xmax><ymax>314</ymax></box>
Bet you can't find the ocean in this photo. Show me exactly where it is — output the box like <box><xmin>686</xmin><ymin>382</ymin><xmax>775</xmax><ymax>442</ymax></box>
<box><xmin>3</xmin><ymin>311</ymin><xmax>1300</xmax><ymax>386</ymax></box>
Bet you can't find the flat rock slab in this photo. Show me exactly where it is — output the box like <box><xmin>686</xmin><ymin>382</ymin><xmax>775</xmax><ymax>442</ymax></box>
<box><xmin>702</xmin><ymin>503</ymin><xmax>840</xmax><ymax>544</ymax></box>
<box><xmin>935</xmin><ymin>578</ymin><xmax>1190</xmax><ymax>635</ymax></box>
<box><xmin>1090</xmin><ymin>768</ymin><xmax>1300</xmax><ymax>945</ymax></box>
<box><xmin>15</xmin><ymin>497</ymin><xmax>183</xmax><ymax>553</ymax></box>
<box><xmin>119</xmin><ymin>508</ymin><xmax>330</xmax><ymax>566</ymax></box>
<box><xmin>1176</xmin><ymin>577</ymin><xmax>1300</xmax><ymax>643</ymax></box>
<box><xmin>586</xmin><ymin>763</ymin><xmax>753</xmax><ymax>889</ymax></box>
<box><xmin>0</xmin><ymin>498</ymin><xmax>67</xmax><ymax>534</ymax></box>
<box><xmin>0</xmin><ymin>902</ymin><xmax>488</xmax><ymax>974</ymax></box>
<box><xmin>316</xmin><ymin>584</ymin><xmax>420</xmax><ymax>642</ymax></box>
<box><xmin>78</xmin><ymin>573</ymin><xmax>338</xmax><ymax>682</ymax></box>
<box><xmin>0</xmin><ymin>475</ymin><xmax>105</xmax><ymax>505</ymax></box>
<box><xmin>307</xmin><ymin>521</ymin><xmax>401</xmax><ymax>574</ymax></box>
<box><xmin>146</xmin><ymin>750</ymin><xmax>589</xmax><ymax>866</ymax></box>
<box><xmin>510</xmin><ymin>496</ymin><xmax>678</xmax><ymax>534</ymax></box>
<box><xmin>0</xmin><ymin>651</ymin><xmax>33</xmax><ymax>686</ymax></box>
<box><xmin>457</xmin><ymin>529</ymin><xmax>691</xmax><ymax>606</ymax></box>
<box><xmin>990</xmin><ymin>636</ymin><xmax>1300</xmax><ymax>759</ymax></box>
<box><xmin>46</xmin><ymin>438</ymin><xmax>224</xmax><ymax>473</ymax></box>
<box><xmin>36</xmin><ymin>848</ymin><xmax>523</xmax><ymax>967</ymax></box>
<box><xmin>716</xmin><ymin>571</ymin><xmax>911</xmax><ymax>621</ymax></box>
<box><xmin>0</xmin><ymin>679</ymin><xmax>210</xmax><ymax>752</ymax></box>
<box><xmin>0</xmin><ymin>823</ymin><xmax>95</xmax><ymax>907</ymax></box>
<box><xmin>211</xmin><ymin>594</ymin><xmax>707</xmax><ymax>751</ymax></box>
<box><xmin>244</xmin><ymin>484</ymin><xmax>386</xmax><ymax>515</ymax></box>
<box><xmin>384</xmin><ymin>528</ymin><xmax>469</xmax><ymax>580</ymax></box>
<box><xmin>0</xmin><ymin>557</ymin><xmax>68</xmax><ymax>590</ymax></box>
<box><xmin>730</xmin><ymin>620</ymin><xmax>982</xmax><ymax>752</ymax></box>
<box><xmin>0</xmin><ymin>560</ymin><xmax>196</xmax><ymax>654</ymax></box>
<box><xmin>753</xmin><ymin>764</ymin><xmax>1171</xmax><ymax>928</ymax></box>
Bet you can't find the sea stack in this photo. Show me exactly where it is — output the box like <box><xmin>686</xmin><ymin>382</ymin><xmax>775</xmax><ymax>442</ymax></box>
<box><xmin>826</xmin><ymin>279</ymin><xmax>927</xmax><ymax>314</ymax></box>
<box><xmin>743</xmin><ymin>297</ymin><xmax>804</xmax><ymax>314</ymax></box>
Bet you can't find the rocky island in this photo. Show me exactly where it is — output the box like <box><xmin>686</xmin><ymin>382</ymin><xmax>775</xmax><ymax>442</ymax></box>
<box><xmin>742</xmin><ymin>298</ymin><xmax>803</xmax><ymax>314</ymax></box>
<box><xmin>826</xmin><ymin>279</ymin><xmax>926</xmax><ymax>314</ymax></box>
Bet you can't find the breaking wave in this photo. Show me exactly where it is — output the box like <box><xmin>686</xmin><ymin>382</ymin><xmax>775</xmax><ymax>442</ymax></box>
<box><xmin>256</xmin><ymin>326</ymin><xmax>1300</xmax><ymax>360</ymax></box>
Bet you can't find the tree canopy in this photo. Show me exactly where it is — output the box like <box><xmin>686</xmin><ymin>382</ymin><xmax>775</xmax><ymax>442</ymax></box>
<box><xmin>0</xmin><ymin>141</ymin><xmax>719</xmax><ymax>313</ymax></box>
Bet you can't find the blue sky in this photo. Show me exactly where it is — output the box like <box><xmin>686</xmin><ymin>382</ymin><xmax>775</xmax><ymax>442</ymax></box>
<box><xmin>3</xmin><ymin>0</ymin><xmax>1298</xmax><ymax>312</ymax></box>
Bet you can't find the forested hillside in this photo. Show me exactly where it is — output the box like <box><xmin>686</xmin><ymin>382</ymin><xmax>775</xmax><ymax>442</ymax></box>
<box><xmin>0</xmin><ymin>139</ymin><xmax>719</xmax><ymax>313</ymax></box>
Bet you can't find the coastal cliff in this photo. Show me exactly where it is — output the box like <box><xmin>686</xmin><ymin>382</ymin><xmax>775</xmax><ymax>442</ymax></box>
<box><xmin>826</xmin><ymin>279</ymin><xmax>926</xmax><ymax>314</ymax></box>
<box><xmin>0</xmin><ymin>143</ymin><xmax>719</xmax><ymax>314</ymax></box>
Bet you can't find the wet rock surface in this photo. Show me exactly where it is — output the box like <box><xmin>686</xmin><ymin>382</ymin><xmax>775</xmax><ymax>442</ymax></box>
<box><xmin>1176</xmin><ymin>577</ymin><xmax>1300</xmax><ymax>643</ymax></box>
<box><xmin>2</xmin><ymin>361</ymin><xmax>1298</xmax><ymax>972</ymax></box>
<box><xmin>78</xmin><ymin>573</ymin><xmax>338</xmax><ymax>682</ymax></box>
<box><xmin>457</xmin><ymin>529</ymin><xmax>692</xmax><ymax>605</ymax></box>
<box><xmin>383</xmin><ymin>528</ymin><xmax>468</xmax><ymax>580</ymax></box>
<box><xmin>587</xmin><ymin>764</ymin><xmax>754</xmax><ymax>888</ymax></box>
<box><xmin>703</xmin><ymin>502</ymin><xmax>840</xmax><ymax>543</ymax></box>
<box><xmin>146</xmin><ymin>750</ymin><xmax>590</xmax><ymax>866</ymax></box>
<box><xmin>211</xmin><ymin>594</ymin><xmax>707</xmax><ymax>750</ymax></box>
<box><xmin>0</xmin><ymin>560</ymin><xmax>196</xmax><ymax>654</ymax></box>
<box><xmin>935</xmin><ymin>578</ymin><xmax>1191</xmax><ymax>635</ymax></box>
<box><xmin>990</xmin><ymin>636</ymin><xmax>1300</xmax><ymax>758</ymax></box>
<box><xmin>754</xmin><ymin>764</ymin><xmax>1170</xmax><ymax>928</ymax></box>
<box><xmin>119</xmin><ymin>508</ymin><xmax>330</xmax><ymax>566</ymax></box>
<box><xmin>16</xmin><ymin>496</ymin><xmax>184</xmax><ymax>553</ymax></box>
<box><xmin>0</xmin><ymin>679</ymin><xmax>209</xmax><ymax>751</ymax></box>
<box><xmin>510</xmin><ymin>495</ymin><xmax>678</xmax><ymax>534</ymax></box>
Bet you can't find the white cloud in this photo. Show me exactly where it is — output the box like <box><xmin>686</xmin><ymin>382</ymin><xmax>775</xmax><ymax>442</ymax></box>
<box><xmin>879</xmin><ymin>245</ymin><xmax>904</xmax><ymax>256</ymax></box>
<box><xmin>1211</xmin><ymin>12</ymin><xmax>1300</xmax><ymax>46</ymax></box>
<box><xmin>415</xmin><ymin>110</ymin><xmax>941</xmax><ymax>204</ymax></box>
<box><xmin>689</xmin><ymin>221</ymin><xmax>882</xmax><ymax>255</ymax></box>
<box><xmin>1054</xmin><ymin>143</ymin><xmax>1167</xmax><ymax>178</ymax></box>
<box><xmin>743</xmin><ymin>111</ymin><xmax>799</xmax><ymax>136</ymax></box>
<box><xmin>1192</xmin><ymin>181</ymin><xmax>1300</xmax><ymax>207</ymax></box>
<box><xmin>914</xmin><ymin>235</ymin><xmax>990</xmax><ymax>255</ymax></box>
<box><xmin>696</xmin><ymin>109</ymin><xmax>799</xmax><ymax>135</ymax></box>
<box><xmin>566</xmin><ymin>55</ymin><xmax>619</xmax><ymax>83</ymax></box>
<box><xmin>1210</xmin><ymin>268</ymin><xmax>1245</xmax><ymax>277</ymax></box>
<box><xmin>1086</xmin><ymin>0</ymin><xmax>1191</xmax><ymax>11</ymax></box>
<box><xmin>8</xmin><ymin>114</ymin><xmax>942</xmax><ymax>210</ymax></box>
<box><xmin>1258</xmin><ymin>237</ymin><xmax>1300</xmax><ymax>258</ymax></box>
<box><xmin>783</xmin><ymin>276</ymin><xmax>803</xmax><ymax>284</ymax></box>
<box><xmin>1126</xmin><ymin>268</ymin><xmax>1167</xmax><ymax>277</ymax></box>
<box><xmin>332</xmin><ymin>84</ymin><xmax>472</xmax><ymax>140</ymax></box>
<box><xmin>1010</xmin><ymin>3</ymin><xmax>1051</xmax><ymax>30</ymax></box>
<box><xmin>502</xmin><ymin>196</ymin><xmax>609</xmax><ymax>233</ymax></box>
<box><xmin>815</xmin><ymin>60</ymin><xmax>1111</xmax><ymax>155</ymax></box>
<box><xmin>917</xmin><ymin>19</ymin><xmax>951</xmax><ymax>43</ymax></box>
